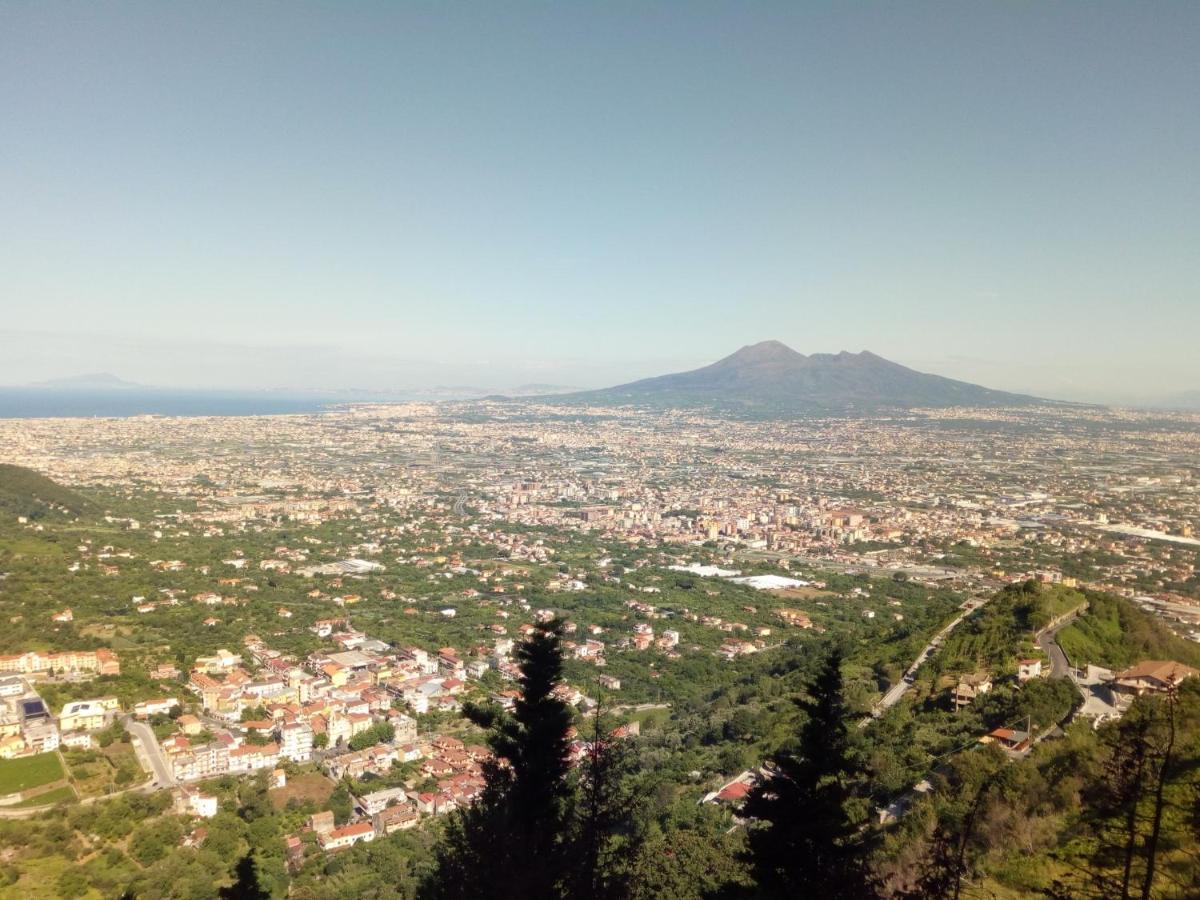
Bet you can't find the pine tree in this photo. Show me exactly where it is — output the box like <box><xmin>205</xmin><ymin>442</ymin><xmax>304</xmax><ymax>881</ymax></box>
<box><xmin>741</xmin><ymin>647</ymin><xmax>874</xmax><ymax>899</ymax></box>
<box><xmin>424</xmin><ymin>620</ymin><xmax>575</xmax><ymax>899</ymax></box>
<box><xmin>565</xmin><ymin>699</ymin><xmax>642</xmax><ymax>899</ymax></box>
<box><xmin>1138</xmin><ymin>686</ymin><xmax>1179</xmax><ymax>900</ymax></box>
<box><xmin>1072</xmin><ymin>685</ymin><xmax>1195</xmax><ymax>900</ymax></box>
<box><xmin>219</xmin><ymin>854</ymin><xmax>269</xmax><ymax>900</ymax></box>
<box><xmin>1078</xmin><ymin>705</ymin><xmax>1154</xmax><ymax>899</ymax></box>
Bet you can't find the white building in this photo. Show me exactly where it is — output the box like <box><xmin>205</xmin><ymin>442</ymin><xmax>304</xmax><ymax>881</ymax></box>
<box><xmin>1017</xmin><ymin>659</ymin><xmax>1043</xmax><ymax>683</ymax></box>
<box><xmin>177</xmin><ymin>787</ymin><xmax>219</xmax><ymax>818</ymax></box>
<box><xmin>318</xmin><ymin>821</ymin><xmax>375</xmax><ymax>850</ymax></box>
<box><xmin>356</xmin><ymin>786</ymin><xmax>407</xmax><ymax>817</ymax></box>
<box><xmin>227</xmin><ymin>743</ymin><xmax>280</xmax><ymax>774</ymax></box>
<box><xmin>279</xmin><ymin>722</ymin><xmax>314</xmax><ymax>763</ymax></box>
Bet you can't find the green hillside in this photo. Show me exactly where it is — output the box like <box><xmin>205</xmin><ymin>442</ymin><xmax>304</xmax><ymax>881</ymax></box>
<box><xmin>0</xmin><ymin>463</ymin><xmax>96</xmax><ymax>520</ymax></box>
<box><xmin>937</xmin><ymin>581</ymin><xmax>1087</xmax><ymax>675</ymax></box>
<box><xmin>1055</xmin><ymin>591</ymin><xmax>1200</xmax><ymax>669</ymax></box>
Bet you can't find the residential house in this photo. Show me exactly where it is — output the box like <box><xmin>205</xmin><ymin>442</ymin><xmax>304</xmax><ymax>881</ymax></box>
<box><xmin>953</xmin><ymin>674</ymin><xmax>993</xmax><ymax>711</ymax></box>
<box><xmin>318</xmin><ymin>822</ymin><xmax>375</xmax><ymax>851</ymax></box>
<box><xmin>1017</xmin><ymin>659</ymin><xmax>1043</xmax><ymax>683</ymax></box>
<box><xmin>1111</xmin><ymin>660</ymin><xmax>1198</xmax><ymax>699</ymax></box>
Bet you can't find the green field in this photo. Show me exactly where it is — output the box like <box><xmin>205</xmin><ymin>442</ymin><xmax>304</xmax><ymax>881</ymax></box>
<box><xmin>12</xmin><ymin>785</ymin><xmax>76</xmax><ymax>808</ymax></box>
<box><xmin>0</xmin><ymin>752</ymin><xmax>66</xmax><ymax>795</ymax></box>
<box><xmin>0</xmin><ymin>534</ymin><xmax>65</xmax><ymax>559</ymax></box>
<box><xmin>624</xmin><ymin>706</ymin><xmax>671</xmax><ymax>731</ymax></box>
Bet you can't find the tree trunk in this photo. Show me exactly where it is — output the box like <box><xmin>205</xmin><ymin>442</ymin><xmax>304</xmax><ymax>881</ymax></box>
<box><xmin>1139</xmin><ymin>691</ymin><xmax>1177</xmax><ymax>900</ymax></box>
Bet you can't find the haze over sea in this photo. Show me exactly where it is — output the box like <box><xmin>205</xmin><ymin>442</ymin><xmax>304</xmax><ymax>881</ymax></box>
<box><xmin>0</xmin><ymin>388</ymin><xmax>330</xmax><ymax>419</ymax></box>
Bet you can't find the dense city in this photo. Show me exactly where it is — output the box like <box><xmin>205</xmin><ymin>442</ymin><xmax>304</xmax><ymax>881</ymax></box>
<box><xmin>0</xmin><ymin>400</ymin><xmax>1197</xmax><ymax>897</ymax></box>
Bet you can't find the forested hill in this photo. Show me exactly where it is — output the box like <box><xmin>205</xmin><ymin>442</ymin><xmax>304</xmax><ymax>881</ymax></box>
<box><xmin>936</xmin><ymin>581</ymin><xmax>1088</xmax><ymax>675</ymax></box>
<box><xmin>1056</xmin><ymin>590</ymin><xmax>1200</xmax><ymax>669</ymax></box>
<box><xmin>0</xmin><ymin>463</ymin><xmax>96</xmax><ymax>520</ymax></box>
<box><xmin>936</xmin><ymin>581</ymin><xmax>1200</xmax><ymax>675</ymax></box>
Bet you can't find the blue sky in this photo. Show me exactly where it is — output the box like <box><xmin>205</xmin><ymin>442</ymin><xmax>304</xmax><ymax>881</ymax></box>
<box><xmin>2</xmin><ymin>3</ymin><xmax>1197</xmax><ymax>401</ymax></box>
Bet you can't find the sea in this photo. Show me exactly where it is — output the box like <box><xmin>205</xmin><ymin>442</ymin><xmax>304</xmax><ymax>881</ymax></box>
<box><xmin>0</xmin><ymin>388</ymin><xmax>333</xmax><ymax>419</ymax></box>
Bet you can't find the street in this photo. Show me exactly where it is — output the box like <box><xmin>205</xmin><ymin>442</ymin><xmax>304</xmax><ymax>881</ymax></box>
<box><xmin>1035</xmin><ymin>609</ymin><xmax>1085</xmax><ymax>679</ymax></box>
<box><xmin>122</xmin><ymin>716</ymin><xmax>175</xmax><ymax>789</ymax></box>
<box><xmin>862</xmin><ymin>596</ymin><xmax>991</xmax><ymax>726</ymax></box>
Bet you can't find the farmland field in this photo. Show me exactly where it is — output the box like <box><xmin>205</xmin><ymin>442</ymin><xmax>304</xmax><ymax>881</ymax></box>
<box><xmin>269</xmin><ymin>771</ymin><xmax>334</xmax><ymax>810</ymax></box>
<box><xmin>0</xmin><ymin>753</ymin><xmax>65</xmax><ymax>795</ymax></box>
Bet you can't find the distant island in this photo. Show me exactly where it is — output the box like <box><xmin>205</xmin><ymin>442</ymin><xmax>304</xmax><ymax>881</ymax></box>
<box><xmin>30</xmin><ymin>372</ymin><xmax>143</xmax><ymax>390</ymax></box>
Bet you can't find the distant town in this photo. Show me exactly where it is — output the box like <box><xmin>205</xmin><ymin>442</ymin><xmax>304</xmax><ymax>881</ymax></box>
<box><xmin>0</xmin><ymin>396</ymin><xmax>1198</xmax><ymax>896</ymax></box>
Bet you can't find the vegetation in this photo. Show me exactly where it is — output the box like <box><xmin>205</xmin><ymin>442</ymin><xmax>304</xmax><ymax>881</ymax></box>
<box><xmin>12</xmin><ymin>785</ymin><xmax>76</xmax><ymax>808</ymax></box>
<box><xmin>1055</xmin><ymin>591</ymin><xmax>1200</xmax><ymax>670</ymax></box>
<box><xmin>346</xmin><ymin>722</ymin><xmax>395</xmax><ymax>751</ymax></box>
<box><xmin>0</xmin><ymin>464</ymin><xmax>96</xmax><ymax>520</ymax></box>
<box><xmin>0</xmin><ymin>752</ymin><xmax>66</xmax><ymax>795</ymax></box>
<box><xmin>425</xmin><ymin>620</ymin><xmax>581</xmax><ymax>898</ymax></box>
<box><xmin>741</xmin><ymin>647</ymin><xmax>875</xmax><ymax>898</ymax></box>
<box><xmin>880</xmin><ymin>682</ymin><xmax>1200</xmax><ymax>899</ymax></box>
<box><xmin>0</xmin><ymin>473</ymin><xmax>1196</xmax><ymax>898</ymax></box>
<box><xmin>936</xmin><ymin>582</ymin><xmax>1085</xmax><ymax>677</ymax></box>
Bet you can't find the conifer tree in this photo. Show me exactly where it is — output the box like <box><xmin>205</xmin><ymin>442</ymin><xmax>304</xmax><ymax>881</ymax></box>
<box><xmin>424</xmin><ymin>620</ymin><xmax>575</xmax><ymax>899</ymax></box>
<box><xmin>219</xmin><ymin>854</ymin><xmax>269</xmax><ymax>900</ymax></box>
<box><xmin>741</xmin><ymin>647</ymin><xmax>874</xmax><ymax>899</ymax></box>
<box><xmin>565</xmin><ymin>699</ymin><xmax>642</xmax><ymax>899</ymax></box>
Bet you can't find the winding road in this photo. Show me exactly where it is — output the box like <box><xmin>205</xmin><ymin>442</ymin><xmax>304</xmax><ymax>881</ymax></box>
<box><xmin>1035</xmin><ymin>607</ymin><xmax>1086</xmax><ymax>679</ymax></box>
<box><xmin>862</xmin><ymin>596</ymin><xmax>991</xmax><ymax>726</ymax></box>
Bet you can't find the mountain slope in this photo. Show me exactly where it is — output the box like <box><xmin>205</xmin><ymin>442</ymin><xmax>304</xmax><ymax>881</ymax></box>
<box><xmin>0</xmin><ymin>464</ymin><xmax>96</xmax><ymax>520</ymax></box>
<box><xmin>563</xmin><ymin>341</ymin><xmax>1043</xmax><ymax>412</ymax></box>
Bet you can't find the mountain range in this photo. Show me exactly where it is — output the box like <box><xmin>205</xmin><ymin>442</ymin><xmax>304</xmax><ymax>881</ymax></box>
<box><xmin>1161</xmin><ymin>390</ymin><xmax>1200</xmax><ymax>411</ymax></box>
<box><xmin>16</xmin><ymin>347</ymin><xmax>1063</xmax><ymax>415</ymax></box>
<box><xmin>552</xmin><ymin>341</ymin><xmax>1046</xmax><ymax>413</ymax></box>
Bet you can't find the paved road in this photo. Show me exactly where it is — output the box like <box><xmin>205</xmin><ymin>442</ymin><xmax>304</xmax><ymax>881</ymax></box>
<box><xmin>123</xmin><ymin>717</ymin><xmax>175</xmax><ymax>788</ymax></box>
<box><xmin>878</xmin><ymin>604</ymin><xmax>1090</xmax><ymax>821</ymax></box>
<box><xmin>862</xmin><ymin>597</ymin><xmax>991</xmax><ymax>726</ymax></box>
<box><xmin>1038</xmin><ymin>628</ymin><xmax>1072</xmax><ymax>678</ymax></box>
<box><xmin>452</xmin><ymin>491</ymin><xmax>468</xmax><ymax>516</ymax></box>
<box><xmin>0</xmin><ymin>778</ymin><xmax>158</xmax><ymax>818</ymax></box>
<box><xmin>1035</xmin><ymin>606</ymin><xmax>1086</xmax><ymax>679</ymax></box>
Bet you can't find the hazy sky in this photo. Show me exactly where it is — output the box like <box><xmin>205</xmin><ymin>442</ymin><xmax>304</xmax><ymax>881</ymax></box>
<box><xmin>2</xmin><ymin>3</ymin><xmax>1198</xmax><ymax>402</ymax></box>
